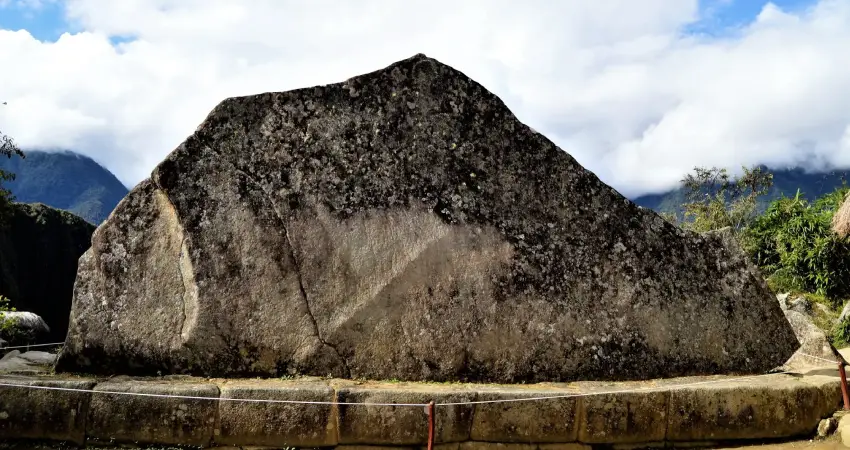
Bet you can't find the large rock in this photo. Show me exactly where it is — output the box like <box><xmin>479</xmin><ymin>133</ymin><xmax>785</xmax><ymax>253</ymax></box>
<box><xmin>0</xmin><ymin>202</ymin><xmax>94</xmax><ymax>342</ymax></box>
<box><xmin>56</xmin><ymin>54</ymin><xmax>798</xmax><ymax>382</ymax></box>
<box><xmin>781</xmin><ymin>309</ymin><xmax>845</xmax><ymax>371</ymax></box>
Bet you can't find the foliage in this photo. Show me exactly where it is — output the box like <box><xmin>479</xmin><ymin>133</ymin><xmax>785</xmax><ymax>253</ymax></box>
<box><xmin>742</xmin><ymin>187</ymin><xmax>850</xmax><ymax>303</ymax></box>
<box><xmin>0</xmin><ymin>105</ymin><xmax>25</xmax><ymax>222</ymax></box>
<box><xmin>0</xmin><ymin>295</ymin><xmax>18</xmax><ymax>339</ymax></box>
<box><xmin>679</xmin><ymin>165</ymin><xmax>773</xmax><ymax>233</ymax></box>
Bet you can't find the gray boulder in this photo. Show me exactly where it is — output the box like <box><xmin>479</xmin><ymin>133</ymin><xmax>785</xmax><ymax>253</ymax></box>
<box><xmin>0</xmin><ymin>311</ymin><xmax>50</xmax><ymax>347</ymax></box>
<box><xmin>781</xmin><ymin>310</ymin><xmax>844</xmax><ymax>372</ymax></box>
<box><xmin>56</xmin><ymin>54</ymin><xmax>798</xmax><ymax>382</ymax></box>
<box><xmin>0</xmin><ymin>350</ymin><xmax>57</xmax><ymax>373</ymax></box>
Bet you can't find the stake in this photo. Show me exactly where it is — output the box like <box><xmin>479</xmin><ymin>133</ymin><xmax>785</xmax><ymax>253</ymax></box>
<box><xmin>839</xmin><ymin>362</ymin><xmax>850</xmax><ymax>411</ymax></box>
<box><xmin>427</xmin><ymin>401</ymin><xmax>435</xmax><ymax>450</ymax></box>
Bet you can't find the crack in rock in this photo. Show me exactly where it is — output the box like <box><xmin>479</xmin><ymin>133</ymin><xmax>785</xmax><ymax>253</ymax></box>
<box><xmin>237</xmin><ymin>170</ymin><xmax>352</xmax><ymax>377</ymax></box>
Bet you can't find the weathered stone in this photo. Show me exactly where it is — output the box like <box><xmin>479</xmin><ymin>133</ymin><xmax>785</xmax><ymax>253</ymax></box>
<box><xmin>818</xmin><ymin>417</ymin><xmax>838</xmax><ymax>437</ymax></box>
<box><xmin>577</xmin><ymin>388</ymin><xmax>668</xmax><ymax>444</ymax></box>
<box><xmin>337</xmin><ymin>384</ymin><xmax>474</xmax><ymax>445</ymax></box>
<box><xmin>469</xmin><ymin>387</ymin><xmax>579</xmax><ymax>443</ymax></box>
<box><xmin>789</xmin><ymin>297</ymin><xmax>813</xmax><ymax>315</ymax></box>
<box><xmin>87</xmin><ymin>380</ymin><xmax>218</xmax><ymax>447</ymax></box>
<box><xmin>781</xmin><ymin>310</ymin><xmax>845</xmax><ymax>372</ymax></box>
<box><xmin>0</xmin><ymin>202</ymin><xmax>94</xmax><ymax>343</ymax></box>
<box><xmin>777</xmin><ymin>293</ymin><xmax>790</xmax><ymax>310</ymax></box>
<box><xmin>538</xmin><ymin>445</ymin><xmax>592</xmax><ymax>450</ymax></box>
<box><xmin>839</xmin><ymin>414</ymin><xmax>850</xmax><ymax>447</ymax></box>
<box><xmin>0</xmin><ymin>351</ymin><xmax>57</xmax><ymax>374</ymax></box>
<box><xmin>459</xmin><ymin>443</ymin><xmax>537</xmax><ymax>450</ymax></box>
<box><xmin>799</xmin><ymin>374</ymin><xmax>843</xmax><ymax>413</ymax></box>
<box><xmin>839</xmin><ymin>301</ymin><xmax>850</xmax><ymax>325</ymax></box>
<box><xmin>217</xmin><ymin>380</ymin><xmax>337</xmax><ymax>447</ymax></box>
<box><xmin>667</xmin><ymin>375</ymin><xmax>831</xmax><ymax>441</ymax></box>
<box><xmin>336</xmin><ymin>446</ymin><xmax>417</xmax><ymax>450</ymax></box>
<box><xmin>0</xmin><ymin>376</ymin><xmax>94</xmax><ymax>445</ymax></box>
<box><xmin>57</xmin><ymin>53</ymin><xmax>797</xmax><ymax>383</ymax></box>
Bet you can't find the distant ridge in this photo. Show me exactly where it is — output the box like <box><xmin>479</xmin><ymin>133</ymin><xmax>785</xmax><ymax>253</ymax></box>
<box><xmin>0</xmin><ymin>150</ymin><xmax>129</xmax><ymax>224</ymax></box>
<box><xmin>632</xmin><ymin>166</ymin><xmax>849</xmax><ymax>215</ymax></box>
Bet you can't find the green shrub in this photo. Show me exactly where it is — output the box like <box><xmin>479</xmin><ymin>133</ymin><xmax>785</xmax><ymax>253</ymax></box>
<box><xmin>0</xmin><ymin>295</ymin><xmax>18</xmax><ymax>341</ymax></box>
<box><xmin>742</xmin><ymin>187</ymin><xmax>850</xmax><ymax>304</ymax></box>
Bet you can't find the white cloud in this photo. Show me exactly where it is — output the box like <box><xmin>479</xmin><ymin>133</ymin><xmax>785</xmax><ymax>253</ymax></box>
<box><xmin>0</xmin><ymin>0</ymin><xmax>848</xmax><ymax>197</ymax></box>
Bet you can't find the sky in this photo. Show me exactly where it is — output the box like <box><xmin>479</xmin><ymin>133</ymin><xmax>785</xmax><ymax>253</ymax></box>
<box><xmin>0</xmin><ymin>0</ymin><xmax>845</xmax><ymax>198</ymax></box>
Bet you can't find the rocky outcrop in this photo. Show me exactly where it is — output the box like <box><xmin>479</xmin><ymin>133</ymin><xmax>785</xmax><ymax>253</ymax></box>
<box><xmin>780</xmin><ymin>310</ymin><xmax>844</xmax><ymax>371</ymax></box>
<box><xmin>0</xmin><ymin>203</ymin><xmax>94</xmax><ymax>343</ymax></box>
<box><xmin>56</xmin><ymin>54</ymin><xmax>798</xmax><ymax>382</ymax></box>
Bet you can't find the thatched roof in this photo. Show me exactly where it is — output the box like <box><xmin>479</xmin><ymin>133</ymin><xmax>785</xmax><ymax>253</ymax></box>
<box><xmin>833</xmin><ymin>192</ymin><xmax>850</xmax><ymax>238</ymax></box>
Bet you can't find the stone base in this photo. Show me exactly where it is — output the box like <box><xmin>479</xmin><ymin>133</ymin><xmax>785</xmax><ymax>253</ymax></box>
<box><xmin>0</xmin><ymin>372</ymin><xmax>841</xmax><ymax>448</ymax></box>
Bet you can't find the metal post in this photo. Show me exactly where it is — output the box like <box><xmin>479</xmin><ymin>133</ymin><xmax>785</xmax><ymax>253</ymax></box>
<box><xmin>427</xmin><ymin>401</ymin><xmax>435</xmax><ymax>450</ymax></box>
<box><xmin>839</xmin><ymin>362</ymin><xmax>850</xmax><ymax>411</ymax></box>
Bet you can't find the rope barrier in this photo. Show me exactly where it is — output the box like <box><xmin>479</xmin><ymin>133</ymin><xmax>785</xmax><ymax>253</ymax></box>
<box><xmin>0</xmin><ymin>342</ymin><xmax>65</xmax><ymax>351</ymax></box>
<box><xmin>0</xmin><ymin>352</ymin><xmax>839</xmax><ymax>407</ymax></box>
<box><xmin>0</xmin><ymin>341</ymin><xmax>843</xmax><ymax>408</ymax></box>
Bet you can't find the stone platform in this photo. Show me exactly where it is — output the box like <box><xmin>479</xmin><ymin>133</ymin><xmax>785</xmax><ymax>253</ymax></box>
<box><xmin>0</xmin><ymin>368</ymin><xmax>842</xmax><ymax>449</ymax></box>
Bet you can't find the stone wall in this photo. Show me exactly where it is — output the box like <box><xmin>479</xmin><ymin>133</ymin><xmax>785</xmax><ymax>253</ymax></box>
<box><xmin>0</xmin><ymin>373</ymin><xmax>840</xmax><ymax>448</ymax></box>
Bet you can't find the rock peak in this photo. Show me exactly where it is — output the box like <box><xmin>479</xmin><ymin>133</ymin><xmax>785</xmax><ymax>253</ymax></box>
<box><xmin>57</xmin><ymin>55</ymin><xmax>798</xmax><ymax>382</ymax></box>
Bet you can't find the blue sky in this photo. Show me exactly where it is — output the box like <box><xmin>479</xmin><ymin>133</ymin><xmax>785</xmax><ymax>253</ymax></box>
<box><xmin>1</xmin><ymin>0</ymin><xmax>846</xmax><ymax>195</ymax></box>
<box><xmin>0</xmin><ymin>1</ymin><xmax>68</xmax><ymax>41</ymax></box>
<box><xmin>0</xmin><ymin>0</ymin><xmax>820</xmax><ymax>43</ymax></box>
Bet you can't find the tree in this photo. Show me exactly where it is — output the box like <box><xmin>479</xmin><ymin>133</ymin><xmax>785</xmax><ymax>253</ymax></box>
<box><xmin>0</xmin><ymin>103</ymin><xmax>25</xmax><ymax>221</ymax></box>
<box><xmin>679</xmin><ymin>165</ymin><xmax>773</xmax><ymax>233</ymax></box>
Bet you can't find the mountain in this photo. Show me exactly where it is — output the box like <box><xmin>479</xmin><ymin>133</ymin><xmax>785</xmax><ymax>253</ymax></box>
<box><xmin>0</xmin><ymin>150</ymin><xmax>129</xmax><ymax>224</ymax></box>
<box><xmin>632</xmin><ymin>167</ymin><xmax>850</xmax><ymax>215</ymax></box>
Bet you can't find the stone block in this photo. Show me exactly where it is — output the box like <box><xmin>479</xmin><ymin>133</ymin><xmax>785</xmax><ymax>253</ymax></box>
<box><xmin>0</xmin><ymin>376</ymin><xmax>94</xmax><ymax>444</ymax></box>
<box><xmin>470</xmin><ymin>387</ymin><xmax>579</xmax><ymax>443</ymax></box>
<box><xmin>667</xmin><ymin>375</ymin><xmax>828</xmax><ymax>441</ymax></box>
<box><xmin>839</xmin><ymin>414</ymin><xmax>850</xmax><ymax>447</ymax></box>
<box><xmin>217</xmin><ymin>380</ymin><xmax>337</xmax><ymax>447</ymax></box>
<box><xmin>459</xmin><ymin>443</ymin><xmax>537</xmax><ymax>450</ymax></box>
<box><xmin>578</xmin><ymin>388</ymin><xmax>668</xmax><ymax>444</ymax></box>
<box><xmin>87</xmin><ymin>379</ymin><xmax>219</xmax><ymax>447</ymax></box>
<box><xmin>337</xmin><ymin>384</ymin><xmax>475</xmax><ymax>445</ymax></box>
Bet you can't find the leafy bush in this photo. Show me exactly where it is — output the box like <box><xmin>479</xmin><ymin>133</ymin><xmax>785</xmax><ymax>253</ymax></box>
<box><xmin>742</xmin><ymin>187</ymin><xmax>850</xmax><ymax>303</ymax></box>
<box><xmin>0</xmin><ymin>295</ymin><xmax>18</xmax><ymax>341</ymax></box>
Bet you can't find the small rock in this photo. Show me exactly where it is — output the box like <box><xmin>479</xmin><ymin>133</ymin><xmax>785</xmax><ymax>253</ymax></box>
<box><xmin>789</xmin><ymin>297</ymin><xmax>813</xmax><ymax>315</ymax></box>
<box><xmin>777</xmin><ymin>293</ymin><xmax>790</xmax><ymax>310</ymax></box>
<box><xmin>818</xmin><ymin>417</ymin><xmax>838</xmax><ymax>437</ymax></box>
<box><xmin>839</xmin><ymin>301</ymin><xmax>850</xmax><ymax>325</ymax></box>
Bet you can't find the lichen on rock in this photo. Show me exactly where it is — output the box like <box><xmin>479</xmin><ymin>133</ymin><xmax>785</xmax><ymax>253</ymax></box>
<box><xmin>56</xmin><ymin>54</ymin><xmax>799</xmax><ymax>382</ymax></box>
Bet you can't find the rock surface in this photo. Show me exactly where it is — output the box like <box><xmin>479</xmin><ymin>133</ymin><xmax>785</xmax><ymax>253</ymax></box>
<box><xmin>818</xmin><ymin>417</ymin><xmax>838</xmax><ymax>437</ymax></box>
<box><xmin>0</xmin><ymin>350</ymin><xmax>57</xmax><ymax>373</ymax></box>
<box><xmin>780</xmin><ymin>310</ymin><xmax>845</xmax><ymax>372</ymax></box>
<box><xmin>0</xmin><ymin>203</ymin><xmax>94</xmax><ymax>342</ymax></box>
<box><xmin>57</xmin><ymin>54</ymin><xmax>798</xmax><ymax>382</ymax></box>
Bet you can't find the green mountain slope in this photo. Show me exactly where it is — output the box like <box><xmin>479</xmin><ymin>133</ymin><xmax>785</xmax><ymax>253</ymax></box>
<box><xmin>632</xmin><ymin>167</ymin><xmax>850</xmax><ymax>215</ymax></box>
<box><xmin>0</xmin><ymin>150</ymin><xmax>129</xmax><ymax>224</ymax></box>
